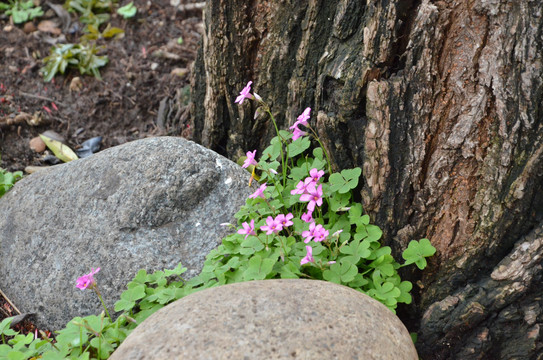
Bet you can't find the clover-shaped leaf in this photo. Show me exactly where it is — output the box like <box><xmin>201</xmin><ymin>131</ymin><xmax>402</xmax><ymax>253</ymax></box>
<box><xmin>397</xmin><ymin>281</ymin><xmax>413</xmax><ymax>304</ymax></box>
<box><xmin>164</xmin><ymin>263</ymin><xmax>187</xmax><ymax>277</ymax></box>
<box><xmin>323</xmin><ymin>259</ymin><xmax>358</xmax><ymax>284</ymax></box>
<box><xmin>330</xmin><ymin>192</ymin><xmax>351</xmax><ymax>212</ymax></box>
<box><xmin>55</xmin><ymin>318</ymin><xmax>89</xmax><ymax>347</ymax></box>
<box><xmin>114</xmin><ymin>285</ymin><xmax>146</xmax><ymax>312</ymax></box>
<box><xmin>339</xmin><ymin>239</ymin><xmax>371</xmax><ymax>264</ymax></box>
<box><xmin>329</xmin><ymin>168</ymin><xmax>362</xmax><ymax>194</ymax></box>
<box><xmin>288</xmin><ymin>136</ymin><xmax>311</xmax><ymax>157</ymax></box>
<box><xmin>242</xmin><ymin>255</ymin><xmax>276</xmax><ymax>280</ymax></box>
<box><xmin>240</xmin><ymin>236</ymin><xmax>265</xmax><ymax>255</ymax></box>
<box><xmin>402</xmin><ymin>239</ymin><xmax>436</xmax><ymax>270</ymax></box>
<box><xmin>0</xmin><ymin>317</ymin><xmax>17</xmax><ymax>337</ymax></box>
<box><xmin>367</xmin><ymin>281</ymin><xmax>401</xmax><ymax>308</ymax></box>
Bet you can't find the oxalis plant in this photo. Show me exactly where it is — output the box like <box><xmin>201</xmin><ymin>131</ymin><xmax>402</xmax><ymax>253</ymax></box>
<box><xmin>0</xmin><ymin>82</ymin><xmax>435</xmax><ymax>359</ymax></box>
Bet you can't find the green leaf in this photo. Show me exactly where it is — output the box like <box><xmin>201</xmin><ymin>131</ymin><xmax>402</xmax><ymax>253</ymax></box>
<box><xmin>279</xmin><ymin>262</ymin><xmax>301</xmax><ymax>279</ymax></box>
<box><xmin>322</xmin><ymin>260</ymin><xmax>358</xmax><ymax>284</ymax></box>
<box><xmin>39</xmin><ymin>134</ymin><xmax>79</xmax><ymax>162</ymax></box>
<box><xmin>329</xmin><ymin>168</ymin><xmax>362</xmax><ymax>194</ymax></box>
<box><xmin>164</xmin><ymin>263</ymin><xmax>187</xmax><ymax>277</ymax></box>
<box><xmin>102</xmin><ymin>25</ymin><xmax>125</xmax><ymax>38</ymax></box>
<box><xmin>0</xmin><ymin>317</ymin><xmax>17</xmax><ymax>336</ymax></box>
<box><xmin>402</xmin><ymin>238</ymin><xmax>436</xmax><ymax>270</ymax></box>
<box><xmin>6</xmin><ymin>350</ymin><xmax>26</xmax><ymax>360</ymax></box>
<box><xmin>339</xmin><ymin>239</ymin><xmax>371</xmax><ymax>264</ymax></box>
<box><xmin>330</xmin><ymin>192</ymin><xmax>351</xmax><ymax>212</ymax></box>
<box><xmin>56</xmin><ymin>318</ymin><xmax>89</xmax><ymax>347</ymax></box>
<box><xmin>262</xmin><ymin>136</ymin><xmax>282</xmax><ymax>160</ymax></box>
<box><xmin>239</xmin><ymin>236</ymin><xmax>265</xmax><ymax>255</ymax></box>
<box><xmin>287</xmin><ymin>136</ymin><xmax>311</xmax><ymax>158</ymax></box>
<box><xmin>397</xmin><ymin>281</ymin><xmax>413</xmax><ymax>304</ymax></box>
<box><xmin>114</xmin><ymin>285</ymin><xmax>146</xmax><ymax>311</ymax></box>
<box><xmin>242</xmin><ymin>254</ymin><xmax>276</xmax><ymax>280</ymax></box>
<box><xmin>117</xmin><ymin>2</ymin><xmax>137</xmax><ymax>18</ymax></box>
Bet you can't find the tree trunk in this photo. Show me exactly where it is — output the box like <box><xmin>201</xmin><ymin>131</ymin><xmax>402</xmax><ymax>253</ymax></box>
<box><xmin>187</xmin><ymin>0</ymin><xmax>543</xmax><ymax>358</ymax></box>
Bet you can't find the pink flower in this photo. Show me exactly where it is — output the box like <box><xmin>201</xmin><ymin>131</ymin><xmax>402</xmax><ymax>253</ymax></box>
<box><xmin>296</xmin><ymin>107</ymin><xmax>311</xmax><ymax>126</ymax></box>
<box><xmin>76</xmin><ymin>267</ymin><xmax>100</xmax><ymax>290</ymax></box>
<box><xmin>243</xmin><ymin>150</ymin><xmax>258</xmax><ymax>168</ymax></box>
<box><xmin>313</xmin><ymin>226</ymin><xmax>329</xmax><ymax>242</ymax></box>
<box><xmin>249</xmin><ymin>183</ymin><xmax>267</xmax><ymax>199</ymax></box>
<box><xmin>291</xmin><ymin>126</ymin><xmax>307</xmax><ymax>141</ymax></box>
<box><xmin>302</xmin><ymin>222</ymin><xmax>318</xmax><ymax>243</ymax></box>
<box><xmin>301</xmin><ymin>246</ymin><xmax>314</xmax><ymax>265</ymax></box>
<box><xmin>235</xmin><ymin>81</ymin><xmax>254</xmax><ymax>104</ymax></box>
<box><xmin>237</xmin><ymin>219</ymin><xmax>256</xmax><ymax>239</ymax></box>
<box><xmin>301</xmin><ymin>210</ymin><xmax>313</xmax><ymax>223</ymax></box>
<box><xmin>289</xmin><ymin>107</ymin><xmax>311</xmax><ymax>130</ymax></box>
<box><xmin>309</xmin><ymin>168</ymin><xmax>324</xmax><ymax>183</ymax></box>
<box><xmin>260</xmin><ymin>216</ymin><xmax>283</xmax><ymax>235</ymax></box>
<box><xmin>276</xmin><ymin>213</ymin><xmax>294</xmax><ymax>228</ymax></box>
<box><xmin>290</xmin><ymin>177</ymin><xmax>313</xmax><ymax>195</ymax></box>
<box><xmin>299</xmin><ymin>183</ymin><xmax>323</xmax><ymax>212</ymax></box>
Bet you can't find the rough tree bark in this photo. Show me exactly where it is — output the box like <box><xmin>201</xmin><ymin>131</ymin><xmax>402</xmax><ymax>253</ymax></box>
<box><xmin>186</xmin><ymin>1</ymin><xmax>543</xmax><ymax>358</ymax></box>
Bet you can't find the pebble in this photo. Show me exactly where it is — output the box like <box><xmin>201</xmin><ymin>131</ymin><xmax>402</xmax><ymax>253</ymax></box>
<box><xmin>29</xmin><ymin>137</ymin><xmax>46</xmax><ymax>153</ymax></box>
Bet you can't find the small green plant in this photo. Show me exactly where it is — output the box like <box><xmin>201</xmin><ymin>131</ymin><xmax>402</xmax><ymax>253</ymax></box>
<box><xmin>64</xmin><ymin>0</ymin><xmax>117</xmax><ymax>30</ymax></box>
<box><xmin>41</xmin><ymin>43</ymin><xmax>108</xmax><ymax>82</ymax></box>
<box><xmin>0</xmin><ymin>0</ymin><xmax>43</xmax><ymax>24</ymax></box>
<box><xmin>116</xmin><ymin>1</ymin><xmax>136</xmax><ymax>19</ymax></box>
<box><xmin>0</xmin><ymin>81</ymin><xmax>436</xmax><ymax>358</ymax></box>
<box><xmin>0</xmin><ymin>158</ymin><xmax>23</xmax><ymax>197</ymax></box>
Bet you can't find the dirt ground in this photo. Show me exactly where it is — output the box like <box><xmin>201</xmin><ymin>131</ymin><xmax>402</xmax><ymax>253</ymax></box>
<box><xmin>0</xmin><ymin>0</ymin><xmax>201</xmax><ymax>172</ymax></box>
<box><xmin>0</xmin><ymin>0</ymin><xmax>201</xmax><ymax>332</ymax></box>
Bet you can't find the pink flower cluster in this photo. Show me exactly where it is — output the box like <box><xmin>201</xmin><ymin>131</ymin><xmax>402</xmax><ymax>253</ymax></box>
<box><xmin>238</xmin><ymin>213</ymin><xmax>294</xmax><ymax>238</ymax></box>
<box><xmin>290</xmin><ymin>167</ymin><xmax>329</xmax><ymax>265</ymax></box>
<box><xmin>291</xmin><ymin>168</ymin><xmax>325</xmax><ymax>216</ymax></box>
<box><xmin>289</xmin><ymin>107</ymin><xmax>311</xmax><ymax>141</ymax></box>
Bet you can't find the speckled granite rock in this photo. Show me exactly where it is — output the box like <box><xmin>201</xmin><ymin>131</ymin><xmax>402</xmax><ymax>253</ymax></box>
<box><xmin>0</xmin><ymin>136</ymin><xmax>252</xmax><ymax>330</ymax></box>
<box><xmin>110</xmin><ymin>279</ymin><xmax>418</xmax><ymax>360</ymax></box>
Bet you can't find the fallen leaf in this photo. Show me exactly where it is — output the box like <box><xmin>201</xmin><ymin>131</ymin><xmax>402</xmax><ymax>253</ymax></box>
<box><xmin>39</xmin><ymin>134</ymin><xmax>78</xmax><ymax>162</ymax></box>
<box><xmin>38</xmin><ymin>20</ymin><xmax>62</xmax><ymax>35</ymax></box>
<box><xmin>69</xmin><ymin>77</ymin><xmax>83</xmax><ymax>92</ymax></box>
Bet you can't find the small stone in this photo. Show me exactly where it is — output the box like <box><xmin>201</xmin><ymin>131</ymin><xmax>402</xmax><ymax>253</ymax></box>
<box><xmin>170</xmin><ymin>67</ymin><xmax>188</xmax><ymax>77</ymax></box>
<box><xmin>29</xmin><ymin>136</ymin><xmax>46</xmax><ymax>152</ymax></box>
<box><xmin>23</xmin><ymin>22</ymin><xmax>36</xmax><ymax>34</ymax></box>
<box><xmin>150</xmin><ymin>62</ymin><xmax>159</xmax><ymax>71</ymax></box>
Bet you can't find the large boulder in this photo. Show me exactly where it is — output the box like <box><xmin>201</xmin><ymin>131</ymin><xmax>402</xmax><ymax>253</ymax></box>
<box><xmin>0</xmin><ymin>136</ymin><xmax>252</xmax><ymax>330</ymax></box>
<box><xmin>110</xmin><ymin>279</ymin><xmax>418</xmax><ymax>360</ymax></box>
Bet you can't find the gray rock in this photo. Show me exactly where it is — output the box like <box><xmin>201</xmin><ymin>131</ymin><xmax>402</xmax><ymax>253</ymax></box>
<box><xmin>0</xmin><ymin>137</ymin><xmax>252</xmax><ymax>330</ymax></box>
<box><xmin>110</xmin><ymin>279</ymin><xmax>418</xmax><ymax>360</ymax></box>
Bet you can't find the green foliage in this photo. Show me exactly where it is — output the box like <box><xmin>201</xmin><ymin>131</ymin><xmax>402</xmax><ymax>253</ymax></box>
<box><xmin>0</xmin><ymin>0</ymin><xmax>43</xmax><ymax>24</ymax></box>
<box><xmin>0</xmin><ymin>92</ymin><xmax>436</xmax><ymax>358</ymax></box>
<box><xmin>38</xmin><ymin>0</ymin><xmax>130</xmax><ymax>81</ymax></box>
<box><xmin>0</xmin><ymin>159</ymin><xmax>23</xmax><ymax>197</ymax></box>
<box><xmin>64</xmin><ymin>0</ymin><xmax>117</xmax><ymax>30</ymax></box>
<box><xmin>402</xmin><ymin>238</ymin><xmax>437</xmax><ymax>270</ymax></box>
<box><xmin>116</xmin><ymin>2</ymin><xmax>136</xmax><ymax>19</ymax></box>
<box><xmin>41</xmin><ymin>43</ymin><xmax>108</xmax><ymax>82</ymax></box>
